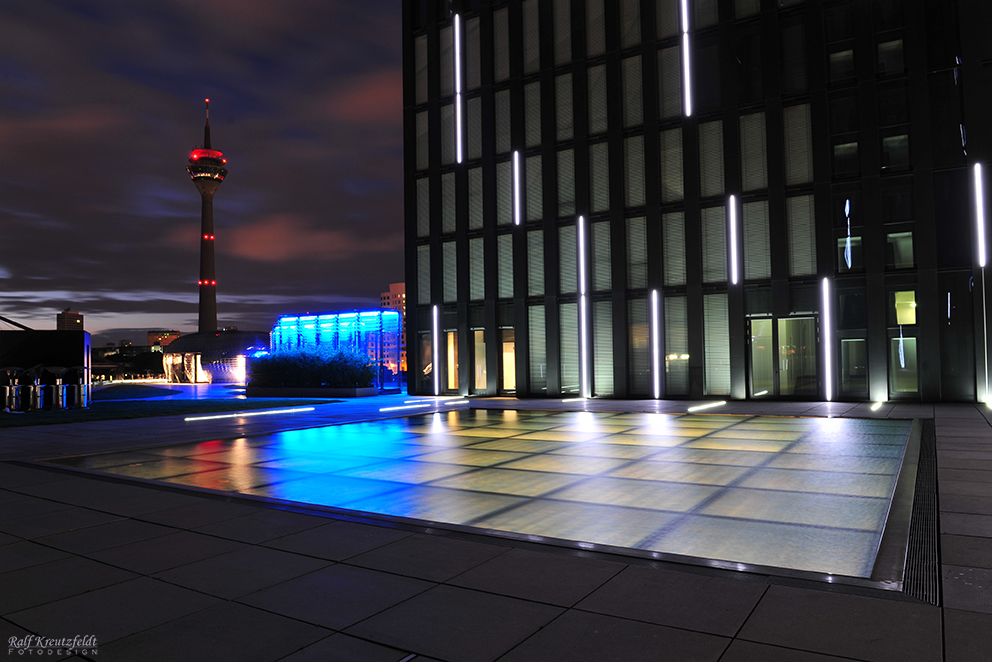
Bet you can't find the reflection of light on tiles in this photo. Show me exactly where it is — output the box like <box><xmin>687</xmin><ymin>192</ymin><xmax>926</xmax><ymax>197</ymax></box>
<box><xmin>871</xmin><ymin>402</ymin><xmax>883</xmax><ymax>411</ymax></box>
<box><xmin>687</xmin><ymin>401</ymin><xmax>726</xmax><ymax>412</ymax></box>
<box><xmin>185</xmin><ymin>407</ymin><xmax>314</xmax><ymax>422</ymax></box>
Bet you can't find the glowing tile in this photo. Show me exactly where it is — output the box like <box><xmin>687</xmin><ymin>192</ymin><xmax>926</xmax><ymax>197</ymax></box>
<box><xmin>708</xmin><ymin>429</ymin><xmax>805</xmax><ymax>442</ymax></box>
<box><xmin>651</xmin><ymin>516</ymin><xmax>877</xmax><ymax>577</ymax></box>
<box><xmin>513</xmin><ymin>431</ymin><xmax>612</xmax><ymax>442</ymax></box>
<box><xmin>499</xmin><ymin>455</ymin><xmax>630</xmax><ymax>475</ymax></box>
<box><xmin>550</xmin><ymin>476</ymin><xmax>718</xmax><ymax>511</ymax></box>
<box><xmin>549</xmin><ymin>444</ymin><xmax>664</xmax><ymax>459</ymax></box>
<box><xmin>163</xmin><ymin>466</ymin><xmax>314</xmax><ymax>492</ymax></box>
<box><xmin>246</xmin><ymin>474</ymin><xmax>407</xmax><ymax>506</ymax></box>
<box><xmin>430</xmin><ymin>468</ymin><xmax>583</xmax><ymax>497</ymax></box>
<box><xmin>768</xmin><ymin>454</ymin><xmax>901</xmax><ymax>475</ymax></box>
<box><xmin>402</xmin><ymin>433</ymin><xmax>496</xmax><ymax>447</ymax></box>
<box><xmin>467</xmin><ymin>439</ymin><xmax>569</xmax><ymax>453</ymax></box>
<box><xmin>608</xmin><ymin>461</ymin><xmax>751</xmax><ymax>486</ymax></box>
<box><xmin>343</xmin><ymin>485</ymin><xmax>525</xmax><ymax>523</ymax></box>
<box><xmin>253</xmin><ymin>455</ymin><xmax>385</xmax><ymax>474</ymax></box>
<box><xmin>652</xmin><ymin>448</ymin><xmax>774</xmax><ymax>467</ymax></box>
<box><xmin>595</xmin><ymin>434</ymin><xmax>694</xmax><ymax>448</ymax></box>
<box><xmin>334</xmin><ymin>460</ymin><xmax>475</xmax><ymax>484</ymax></box>
<box><xmin>475</xmin><ymin>500</ymin><xmax>681</xmax><ymax>548</ymax></box>
<box><xmin>443</xmin><ymin>427</ymin><xmax>525</xmax><ymax>438</ymax></box>
<box><xmin>740</xmin><ymin>468</ymin><xmax>897</xmax><ymax>499</ymax></box>
<box><xmin>100</xmin><ymin>458</ymin><xmax>231</xmax><ymax>480</ymax></box>
<box><xmin>683</xmin><ymin>438</ymin><xmax>791</xmax><ymax>452</ymax></box>
<box><xmin>409</xmin><ymin>449</ymin><xmax>529</xmax><ymax>467</ymax></box>
<box><xmin>621</xmin><ymin>426</ymin><xmax>712</xmax><ymax>438</ymax></box>
<box><xmin>554</xmin><ymin>424</ymin><xmax>635</xmax><ymax>434</ymax></box>
<box><xmin>786</xmin><ymin>442</ymin><xmax>906</xmax><ymax>458</ymax></box>
<box><xmin>701</xmin><ymin>488</ymin><xmax>889</xmax><ymax>531</ymax></box>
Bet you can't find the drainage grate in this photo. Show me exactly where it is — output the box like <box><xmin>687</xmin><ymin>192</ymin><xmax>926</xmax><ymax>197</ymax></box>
<box><xmin>903</xmin><ymin>419</ymin><xmax>940</xmax><ymax>605</ymax></box>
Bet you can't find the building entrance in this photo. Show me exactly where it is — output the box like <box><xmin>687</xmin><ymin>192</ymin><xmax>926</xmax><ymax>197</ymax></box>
<box><xmin>749</xmin><ymin>317</ymin><xmax>819</xmax><ymax>398</ymax></box>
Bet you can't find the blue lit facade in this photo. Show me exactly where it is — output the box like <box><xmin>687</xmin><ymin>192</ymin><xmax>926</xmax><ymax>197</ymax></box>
<box><xmin>270</xmin><ymin>310</ymin><xmax>403</xmax><ymax>392</ymax></box>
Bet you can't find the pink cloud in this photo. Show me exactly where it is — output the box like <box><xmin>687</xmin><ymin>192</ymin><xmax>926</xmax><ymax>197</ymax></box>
<box><xmin>323</xmin><ymin>70</ymin><xmax>402</xmax><ymax>124</ymax></box>
<box><xmin>223</xmin><ymin>214</ymin><xmax>402</xmax><ymax>262</ymax></box>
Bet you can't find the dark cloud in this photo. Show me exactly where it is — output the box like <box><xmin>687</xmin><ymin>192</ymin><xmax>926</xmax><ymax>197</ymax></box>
<box><xmin>0</xmin><ymin>0</ymin><xmax>403</xmax><ymax>345</ymax></box>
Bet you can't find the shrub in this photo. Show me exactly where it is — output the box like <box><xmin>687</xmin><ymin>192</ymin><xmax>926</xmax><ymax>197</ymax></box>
<box><xmin>247</xmin><ymin>349</ymin><xmax>376</xmax><ymax>388</ymax></box>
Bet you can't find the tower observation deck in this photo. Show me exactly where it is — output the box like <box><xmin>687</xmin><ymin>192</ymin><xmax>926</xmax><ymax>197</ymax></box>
<box><xmin>187</xmin><ymin>99</ymin><xmax>228</xmax><ymax>333</ymax></box>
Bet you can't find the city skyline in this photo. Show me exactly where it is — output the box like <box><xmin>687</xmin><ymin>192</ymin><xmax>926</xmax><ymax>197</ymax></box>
<box><xmin>0</xmin><ymin>0</ymin><xmax>404</xmax><ymax>346</ymax></box>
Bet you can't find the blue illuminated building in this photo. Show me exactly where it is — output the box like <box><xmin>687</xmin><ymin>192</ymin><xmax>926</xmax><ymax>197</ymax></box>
<box><xmin>270</xmin><ymin>310</ymin><xmax>402</xmax><ymax>392</ymax></box>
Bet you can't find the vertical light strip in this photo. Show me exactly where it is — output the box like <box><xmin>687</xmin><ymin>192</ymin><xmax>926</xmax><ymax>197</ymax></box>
<box><xmin>729</xmin><ymin>195</ymin><xmax>738</xmax><ymax>285</ymax></box>
<box><xmin>651</xmin><ymin>289</ymin><xmax>661</xmax><ymax>399</ymax></box>
<box><xmin>680</xmin><ymin>0</ymin><xmax>692</xmax><ymax>117</ymax></box>
<box><xmin>432</xmin><ymin>305</ymin><xmax>440</xmax><ymax>396</ymax></box>
<box><xmin>513</xmin><ymin>151</ymin><xmax>522</xmax><ymax>225</ymax></box>
<box><xmin>822</xmin><ymin>278</ymin><xmax>833</xmax><ymax>402</ymax></box>
<box><xmin>976</xmin><ymin>163</ymin><xmax>987</xmax><ymax>268</ymax></box>
<box><xmin>578</xmin><ymin>216</ymin><xmax>589</xmax><ymax>398</ymax></box>
<box><xmin>454</xmin><ymin>14</ymin><xmax>463</xmax><ymax>164</ymax></box>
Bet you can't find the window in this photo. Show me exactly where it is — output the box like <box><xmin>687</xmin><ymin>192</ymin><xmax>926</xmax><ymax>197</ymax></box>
<box><xmin>416</xmin><ymin>112</ymin><xmax>429</xmax><ymax>171</ymax></box>
<box><xmin>829</xmin><ymin>50</ymin><xmax>855</xmax><ymax>83</ymax></box>
<box><xmin>889</xmin><ymin>336</ymin><xmax>918</xmax><ymax>394</ymax></box>
<box><xmin>657</xmin><ymin>0</ymin><xmax>679</xmax><ymax>40</ymax></box>
<box><xmin>825</xmin><ymin>5</ymin><xmax>854</xmax><ymax>42</ymax></box>
<box><xmin>442</xmin><ymin>172</ymin><xmax>455</xmax><ymax>233</ymax></box>
<box><xmin>468</xmin><ymin>168</ymin><xmax>483</xmax><ymax>229</ymax></box>
<box><xmin>877</xmin><ymin>40</ymin><xmax>904</xmax><ymax>76</ymax></box>
<box><xmin>782</xmin><ymin>24</ymin><xmax>807</xmax><ymax>94</ymax></box>
<box><xmin>737</xmin><ymin>32</ymin><xmax>762</xmax><ymax>103</ymax></box>
<box><xmin>593</xmin><ymin>300</ymin><xmax>613</xmax><ymax>396</ymax></box>
<box><xmin>525</xmin><ymin>82</ymin><xmax>541</xmax><ymax>148</ymax></box>
<box><xmin>622</xmin><ymin>56</ymin><xmax>643</xmax><ymax>128</ymax></box>
<box><xmin>661</xmin><ymin>129</ymin><xmax>684</xmax><ymax>202</ymax></box>
<box><xmin>529</xmin><ymin>305</ymin><xmax>547</xmax><ymax>392</ymax></box>
<box><xmin>466</xmin><ymin>18</ymin><xmax>481</xmax><ymax>90</ymax></box>
<box><xmin>526</xmin><ymin>155</ymin><xmax>542</xmax><ymax>221</ymax></box>
<box><xmin>704</xmin><ymin>293</ymin><xmax>730</xmax><ymax>395</ymax></box>
<box><xmin>830</xmin><ymin>96</ymin><xmax>859</xmax><ymax>135</ymax></box>
<box><xmin>736</xmin><ymin>0</ymin><xmax>760</xmax><ymax>19</ymax></box>
<box><xmin>588</xmin><ymin>65</ymin><xmax>608</xmax><ymax>135</ymax></box>
<box><xmin>694</xmin><ymin>0</ymin><xmax>719</xmax><ymax>28</ymax></box>
<box><xmin>498</xmin><ymin>234</ymin><xmax>513</xmax><ymax>298</ymax></box>
<box><xmin>878</xmin><ymin>85</ymin><xmax>909</xmax><ymax>127</ymax></box>
<box><xmin>527</xmin><ymin>231</ymin><xmax>544</xmax><ymax>295</ymax></box>
<box><xmin>629</xmin><ymin>298</ymin><xmax>650</xmax><ymax>395</ymax></box>
<box><xmin>440</xmin><ymin>25</ymin><xmax>454</xmax><ymax>98</ymax></box>
<box><xmin>554</xmin><ymin>0</ymin><xmax>571</xmax><ymax>65</ymax></box>
<box><xmin>833</xmin><ymin>141</ymin><xmax>859</xmax><ymax>176</ymax></box>
<box><xmin>560</xmin><ymin>303</ymin><xmax>579</xmax><ymax>392</ymax></box>
<box><xmin>743</xmin><ymin>201</ymin><xmax>770</xmax><ymax>280</ymax></box>
<box><xmin>701</xmin><ymin>206</ymin><xmax>727</xmax><ymax>283</ymax></box>
<box><xmin>469</xmin><ymin>238</ymin><xmax>484</xmax><ymax>300</ymax></box>
<box><xmin>415</xmin><ymin>35</ymin><xmax>428</xmax><ymax>104</ymax></box>
<box><xmin>881</xmin><ymin>134</ymin><xmax>910</xmax><ymax>169</ymax></box>
<box><xmin>443</xmin><ymin>241</ymin><xmax>457</xmax><ymax>303</ymax></box>
<box><xmin>416</xmin><ymin>178</ymin><xmax>430</xmax><ymax>237</ymax></box>
<box><xmin>886</xmin><ymin>232</ymin><xmax>914</xmax><ymax>269</ymax></box>
<box><xmin>620</xmin><ymin>0</ymin><xmax>641</xmax><ymax>49</ymax></box>
<box><xmin>740</xmin><ymin>112</ymin><xmax>767</xmax><ymax>191</ymax></box>
<box><xmin>787</xmin><ymin>195</ymin><xmax>816</xmax><ymax>276</ymax></box>
<box><xmin>839</xmin><ymin>292</ymin><xmax>867</xmax><ymax>329</ymax></box>
<box><xmin>418</xmin><ymin>245</ymin><xmax>431</xmax><ymax>302</ymax></box>
<box><xmin>625</xmin><ymin>136</ymin><xmax>646</xmax><ymax>208</ymax></box>
<box><xmin>890</xmin><ymin>290</ymin><xmax>917</xmax><ymax>326</ymax></box>
<box><xmin>560</xmin><ymin>225</ymin><xmax>577</xmax><ymax>293</ymax></box>
<box><xmin>494</xmin><ymin>8</ymin><xmax>509</xmax><ymax>82</ymax></box>
<box><xmin>441</xmin><ymin>104</ymin><xmax>455</xmax><ymax>165</ymax></box>
<box><xmin>699</xmin><ymin>121</ymin><xmax>724</xmax><ymax>197</ymax></box>
<box><xmin>696</xmin><ymin>43</ymin><xmax>722</xmax><ymax>112</ymax></box>
<box><xmin>665</xmin><ymin>296</ymin><xmax>689</xmax><ymax>394</ymax></box>
<box><xmin>663</xmin><ymin>212</ymin><xmax>686</xmax><ymax>285</ymax></box>
<box><xmin>497</xmin><ymin>160</ymin><xmax>512</xmax><ymax>226</ymax></box>
<box><xmin>495</xmin><ymin>90</ymin><xmax>510</xmax><ymax>154</ymax></box>
<box><xmin>784</xmin><ymin>104</ymin><xmax>812</xmax><ymax>185</ymax></box>
<box><xmin>836</xmin><ymin>236</ymin><xmax>863</xmax><ymax>273</ymax></box>
<box><xmin>587</xmin><ymin>0</ymin><xmax>605</xmax><ymax>57</ymax></box>
<box><xmin>556</xmin><ymin>74</ymin><xmax>573</xmax><ymax>142</ymax></box>
<box><xmin>523</xmin><ymin>0</ymin><xmax>540</xmax><ymax>74</ymax></box>
<box><xmin>627</xmin><ymin>217</ymin><xmax>648</xmax><ymax>289</ymax></box>
<box><xmin>658</xmin><ymin>47</ymin><xmax>682</xmax><ymax>120</ymax></box>
<box><xmin>591</xmin><ymin>220</ymin><xmax>611</xmax><ymax>292</ymax></box>
<box><xmin>558</xmin><ymin>149</ymin><xmax>575</xmax><ymax>216</ymax></box>
<box><xmin>467</xmin><ymin>97</ymin><xmax>482</xmax><ymax>160</ymax></box>
<box><xmin>590</xmin><ymin>142</ymin><xmax>610</xmax><ymax>212</ymax></box>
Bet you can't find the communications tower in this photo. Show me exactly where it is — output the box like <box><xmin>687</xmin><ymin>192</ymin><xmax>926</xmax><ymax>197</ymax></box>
<box><xmin>187</xmin><ymin>99</ymin><xmax>228</xmax><ymax>333</ymax></box>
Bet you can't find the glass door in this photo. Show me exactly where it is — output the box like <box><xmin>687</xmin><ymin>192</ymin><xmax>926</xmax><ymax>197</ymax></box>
<box><xmin>748</xmin><ymin>317</ymin><xmax>819</xmax><ymax>398</ymax></box>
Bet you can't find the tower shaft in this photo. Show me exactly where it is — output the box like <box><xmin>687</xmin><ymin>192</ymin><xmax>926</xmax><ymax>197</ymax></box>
<box><xmin>198</xmin><ymin>192</ymin><xmax>217</xmax><ymax>333</ymax></box>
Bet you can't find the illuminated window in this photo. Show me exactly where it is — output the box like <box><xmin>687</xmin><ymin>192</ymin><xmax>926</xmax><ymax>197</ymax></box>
<box><xmin>891</xmin><ymin>290</ymin><xmax>917</xmax><ymax>326</ymax></box>
<box><xmin>886</xmin><ymin>232</ymin><xmax>915</xmax><ymax>269</ymax></box>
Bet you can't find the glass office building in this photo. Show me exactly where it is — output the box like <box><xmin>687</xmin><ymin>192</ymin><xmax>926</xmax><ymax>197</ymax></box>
<box><xmin>404</xmin><ymin>0</ymin><xmax>991</xmax><ymax>402</ymax></box>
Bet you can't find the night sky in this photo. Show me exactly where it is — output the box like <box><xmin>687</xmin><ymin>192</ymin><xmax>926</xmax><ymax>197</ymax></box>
<box><xmin>0</xmin><ymin>0</ymin><xmax>403</xmax><ymax>346</ymax></box>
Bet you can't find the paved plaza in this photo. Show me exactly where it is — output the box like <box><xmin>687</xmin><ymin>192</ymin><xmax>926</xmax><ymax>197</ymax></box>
<box><xmin>1</xmin><ymin>395</ymin><xmax>990</xmax><ymax>661</ymax></box>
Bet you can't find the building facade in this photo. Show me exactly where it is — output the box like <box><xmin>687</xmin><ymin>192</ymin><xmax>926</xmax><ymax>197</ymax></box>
<box><xmin>381</xmin><ymin>282</ymin><xmax>409</xmax><ymax>371</ymax></box>
<box><xmin>404</xmin><ymin>0</ymin><xmax>992</xmax><ymax>402</ymax></box>
<box><xmin>56</xmin><ymin>309</ymin><xmax>83</xmax><ymax>331</ymax></box>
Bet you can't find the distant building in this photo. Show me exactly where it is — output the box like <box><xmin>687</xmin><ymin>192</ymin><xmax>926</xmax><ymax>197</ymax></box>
<box><xmin>380</xmin><ymin>283</ymin><xmax>407</xmax><ymax>371</ymax></box>
<box><xmin>56</xmin><ymin>309</ymin><xmax>83</xmax><ymax>331</ymax></box>
<box><xmin>148</xmin><ymin>330</ymin><xmax>181</xmax><ymax>347</ymax></box>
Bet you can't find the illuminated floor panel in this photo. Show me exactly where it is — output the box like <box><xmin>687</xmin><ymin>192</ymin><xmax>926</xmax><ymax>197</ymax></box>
<box><xmin>47</xmin><ymin>409</ymin><xmax>916</xmax><ymax>580</ymax></box>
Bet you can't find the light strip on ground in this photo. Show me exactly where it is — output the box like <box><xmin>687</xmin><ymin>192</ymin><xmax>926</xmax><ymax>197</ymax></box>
<box><xmin>729</xmin><ymin>195</ymin><xmax>738</xmax><ymax>285</ymax></box>
<box><xmin>380</xmin><ymin>403</ymin><xmax>433</xmax><ymax>412</ymax></box>
<box><xmin>687</xmin><ymin>401</ymin><xmax>725</xmax><ymax>412</ymax></box>
<box><xmin>822</xmin><ymin>278</ymin><xmax>833</xmax><ymax>402</ymax></box>
<box><xmin>651</xmin><ymin>289</ymin><xmax>661</xmax><ymax>399</ymax></box>
<box><xmin>579</xmin><ymin>216</ymin><xmax>590</xmax><ymax>398</ymax></box>
<box><xmin>680</xmin><ymin>0</ymin><xmax>692</xmax><ymax>117</ymax></box>
<box><xmin>455</xmin><ymin>14</ymin><xmax>463</xmax><ymax>164</ymax></box>
<box><xmin>754</xmin><ymin>390</ymin><xmax>768</xmax><ymax>397</ymax></box>
<box><xmin>871</xmin><ymin>402</ymin><xmax>884</xmax><ymax>411</ymax></box>
<box><xmin>432</xmin><ymin>305</ymin><xmax>440</xmax><ymax>396</ymax></box>
<box><xmin>513</xmin><ymin>151</ymin><xmax>521</xmax><ymax>225</ymax></box>
<box><xmin>185</xmin><ymin>407</ymin><xmax>314</xmax><ymax>422</ymax></box>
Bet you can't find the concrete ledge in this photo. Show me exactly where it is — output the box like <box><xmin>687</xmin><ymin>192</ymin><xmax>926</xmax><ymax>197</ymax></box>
<box><xmin>245</xmin><ymin>386</ymin><xmax>377</xmax><ymax>398</ymax></box>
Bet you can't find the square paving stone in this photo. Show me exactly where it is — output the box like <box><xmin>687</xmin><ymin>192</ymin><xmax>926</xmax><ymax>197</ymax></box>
<box><xmin>942</xmin><ymin>565</ymin><xmax>992</xmax><ymax>614</ymax></box>
<box><xmin>239</xmin><ymin>564</ymin><xmax>433</xmax><ymax>630</ymax></box>
<box><xmin>941</xmin><ymin>512</ymin><xmax>992</xmax><ymax>538</ymax></box>
<box><xmin>718</xmin><ymin>640</ymin><xmax>862</xmax><ymax>662</ymax></box>
<box><xmin>447</xmin><ymin>547</ymin><xmax>624</xmax><ymax>606</ymax></box>
<box><xmin>192</xmin><ymin>508</ymin><xmax>327</xmax><ymax>543</ymax></box>
<box><xmin>7</xmin><ymin>577</ymin><xmax>220</xmax><ymax>644</ymax></box>
<box><xmin>153</xmin><ymin>545</ymin><xmax>330</xmax><ymax>599</ymax></box>
<box><xmin>347</xmin><ymin>533</ymin><xmax>509</xmax><ymax>582</ymax></box>
<box><xmin>0</xmin><ymin>507</ymin><xmax>123</xmax><ymax>539</ymax></box>
<box><xmin>346</xmin><ymin>584</ymin><xmax>562</xmax><ymax>662</ymax></box>
<box><xmin>940</xmin><ymin>494</ymin><xmax>992</xmax><ymax>516</ymax></box>
<box><xmin>737</xmin><ymin>585</ymin><xmax>941</xmax><ymax>662</ymax></box>
<box><xmin>36</xmin><ymin>519</ymin><xmax>174</xmax><ymax>554</ymax></box>
<box><xmin>0</xmin><ymin>497</ymin><xmax>73</xmax><ymax>522</ymax></box>
<box><xmin>0</xmin><ymin>541</ymin><xmax>71</xmax><ymax>573</ymax></box>
<box><xmin>263</xmin><ymin>520</ymin><xmax>412</xmax><ymax>560</ymax></box>
<box><xmin>137</xmin><ymin>499</ymin><xmax>262</xmax><ymax>528</ymax></box>
<box><xmin>279</xmin><ymin>633</ymin><xmax>413</xmax><ymax>662</ymax></box>
<box><xmin>88</xmin><ymin>530</ymin><xmax>246</xmax><ymax>574</ymax></box>
<box><xmin>576</xmin><ymin>565</ymin><xmax>766</xmax><ymax>637</ymax></box>
<box><xmin>941</xmin><ymin>534</ymin><xmax>992</xmax><ymax>569</ymax></box>
<box><xmin>97</xmin><ymin>601</ymin><xmax>330</xmax><ymax>662</ymax></box>
<box><xmin>944</xmin><ymin>608</ymin><xmax>992</xmax><ymax>662</ymax></box>
<box><xmin>0</xmin><ymin>556</ymin><xmax>136</xmax><ymax>615</ymax></box>
<box><xmin>496</xmin><ymin>609</ymin><xmax>729</xmax><ymax>662</ymax></box>
<box><xmin>939</xmin><ymin>480</ymin><xmax>992</xmax><ymax>498</ymax></box>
